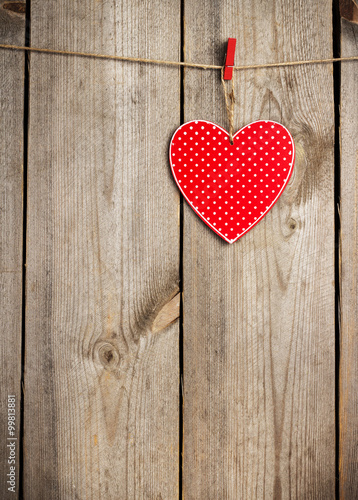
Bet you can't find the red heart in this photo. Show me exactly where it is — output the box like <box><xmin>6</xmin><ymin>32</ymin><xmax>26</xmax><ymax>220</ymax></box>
<box><xmin>170</xmin><ymin>120</ymin><xmax>295</xmax><ymax>243</ymax></box>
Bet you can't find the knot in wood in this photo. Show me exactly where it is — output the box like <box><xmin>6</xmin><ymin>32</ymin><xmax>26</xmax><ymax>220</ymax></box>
<box><xmin>288</xmin><ymin>218</ymin><xmax>297</xmax><ymax>231</ymax></box>
<box><xmin>94</xmin><ymin>340</ymin><xmax>121</xmax><ymax>372</ymax></box>
<box><xmin>2</xmin><ymin>2</ymin><xmax>26</xmax><ymax>14</ymax></box>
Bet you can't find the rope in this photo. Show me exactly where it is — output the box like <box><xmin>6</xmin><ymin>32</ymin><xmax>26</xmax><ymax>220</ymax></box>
<box><xmin>1</xmin><ymin>42</ymin><xmax>356</xmax><ymax>140</ymax></box>
<box><xmin>0</xmin><ymin>43</ymin><xmax>358</xmax><ymax>71</ymax></box>
<box><xmin>221</xmin><ymin>67</ymin><xmax>236</xmax><ymax>144</ymax></box>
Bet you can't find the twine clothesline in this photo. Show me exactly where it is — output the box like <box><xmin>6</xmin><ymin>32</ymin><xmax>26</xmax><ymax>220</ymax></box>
<box><xmin>221</xmin><ymin>67</ymin><xmax>236</xmax><ymax>144</ymax></box>
<box><xmin>1</xmin><ymin>42</ymin><xmax>357</xmax><ymax>141</ymax></box>
<box><xmin>0</xmin><ymin>42</ymin><xmax>358</xmax><ymax>71</ymax></box>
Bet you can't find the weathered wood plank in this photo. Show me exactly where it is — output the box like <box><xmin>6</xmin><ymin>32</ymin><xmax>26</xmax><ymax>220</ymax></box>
<box><xmin>340</xmin><ymin>17</ymin><xmax>358</xmax><ymax>500</ymax></box>
<box><xmin>24</xmin><ymin>1</ymin><xmax>180</xmax><ymax>498</ymax></box>
<box><xmin>183</xmin><ymin>1</ymin><xmax>335</xmax><ymax>498</ymax></box>
<box><xmin>0</xmin><ymin>4</ymin><xmax>25</xmax><ymax>498</ymax></box>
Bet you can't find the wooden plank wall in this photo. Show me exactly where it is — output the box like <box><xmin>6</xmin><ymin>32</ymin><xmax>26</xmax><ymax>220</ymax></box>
<box><xmin>24</xmin><ymin>0</ymin><xmax>180</xmax><ymax>498</ymax></box>
<box><xmin>0</xmin><ymin>3</ymin><xmax>25</xmax><ymax>499</ymax></box>
<box><xmin>2</xmin><ymin>0</ymin><xmax>358</xmax><ymax>499</ymax></box>
<box><xmin>340</xmin><ymin>16</ymin><xmax>358</xmax><ymax>500</ymax></box>
<box><xmin>183</xmin><ymin>1</ymin><xmax>336</xmax><ymax>498</ymax></box>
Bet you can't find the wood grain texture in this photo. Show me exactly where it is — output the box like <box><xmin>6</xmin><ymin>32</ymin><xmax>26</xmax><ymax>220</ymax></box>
<box><xmin>183</xmin><ymin>1</ymin><xmax>336</xmax><ymax>498</ymax></box>
<box><xmin>24</xmin><ymin>1</ymin><xmax>180</xmax><ymax>498</ymax></box>
<box><xmin>0</xmin><ymin>3</ymin><xmax>24</xmax><ymax>498</ymax></box>
<box><xmin>339</xmin><ymin>17</ymin><xmax>358</xmax><ymax>500</ymax></box>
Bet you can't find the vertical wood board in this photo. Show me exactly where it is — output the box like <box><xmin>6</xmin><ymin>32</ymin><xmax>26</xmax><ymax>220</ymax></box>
<box><xmin>183</xmin><ymin>1</ymin><xmax>336</xmax><ymax>498</ymax></box>
<box><xmin>339</xmin><ymin>17</ymin><xmax>358</xmax><ymax>500</ymax></box>
<box><xmin>0</xmin><ymin>5</ymin><xmax>25</xmax><ymax>498</ymax></box>
<box><xmin>24</xmin><ymin>1</ymin><xmax>181</xmax><ymax>498</ymax></box>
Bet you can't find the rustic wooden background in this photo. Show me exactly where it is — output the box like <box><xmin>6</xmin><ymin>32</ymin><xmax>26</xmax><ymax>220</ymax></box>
<box><xmin>0</xmin><ymin>0</ymin><xmax>357</xmax><ymax>498</ymax></box>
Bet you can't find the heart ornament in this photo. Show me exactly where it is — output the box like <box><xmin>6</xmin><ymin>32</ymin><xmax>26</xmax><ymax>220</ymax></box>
<box><xmin>170</xmin><ymin>120</ymin><xmax>295</xmax><ymax>243</ymax></box>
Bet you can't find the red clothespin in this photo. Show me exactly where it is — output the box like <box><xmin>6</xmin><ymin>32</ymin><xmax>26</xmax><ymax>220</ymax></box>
<box><xmin>223</xmin><ymin>38</ymin><xmax>236</xmax><ymax>80</ymax></box>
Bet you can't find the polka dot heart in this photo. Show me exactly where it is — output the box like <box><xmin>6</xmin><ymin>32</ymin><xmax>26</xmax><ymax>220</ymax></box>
<box><xmin>170</xmin><ymin>120</ymin><xmax>295</xmax><ymax>243</ymax></box>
